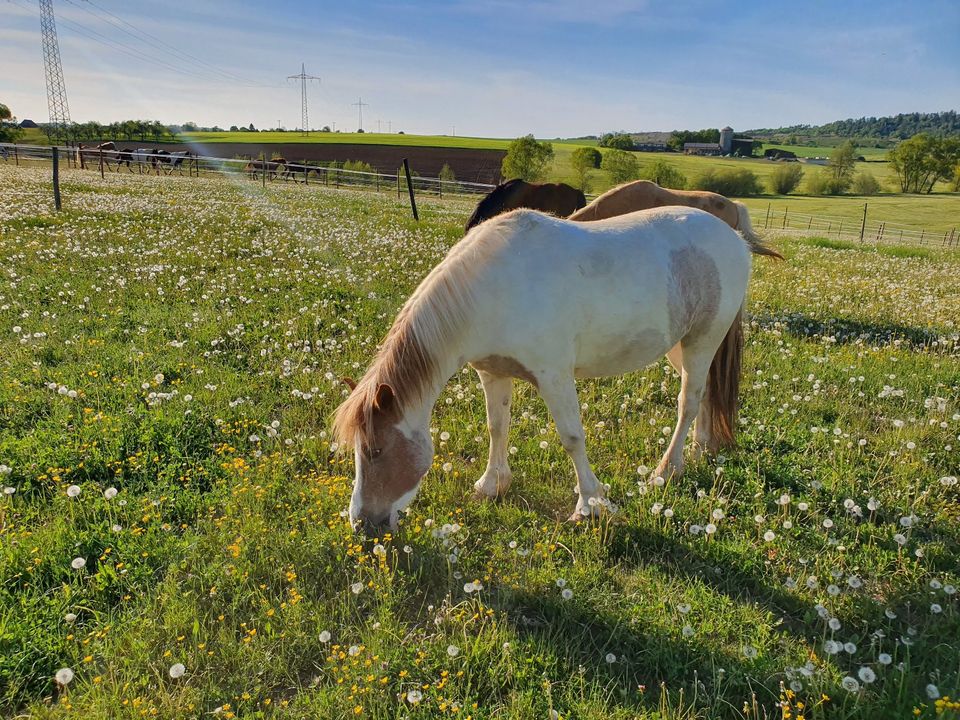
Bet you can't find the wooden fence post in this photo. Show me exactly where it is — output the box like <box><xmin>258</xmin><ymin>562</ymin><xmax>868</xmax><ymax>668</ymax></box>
<box><xmin>303</xmin><ymin>160</ymin><xmax>308</xmax><ymax>185</ymax></box>
<box><xmin>403</xmin><ymin>158</ymin><xmax>419</xmax><ymax>221</ymax></box>
<box><xmin>764</xmin><ymin>203</ymin><xmax>771</xmax><ymax>229</ymax></box>
<box><xmin>859</xmin><ymin>203</ymin><xmax>867</xmax><ymax>243</ymax></box>
<box><xmin>52</xmin><ymin>146</ymin><xmax>62</xmax><ymax>211</ymax></box>
<box><xmin>261</xmin><ymin>152</ymin><xmax>266</xmax><ymax>189</ymax></box>
<box><xmin>99</xmin><ymin>146</ymin><xmax>105</xmax><ymax>179</ymax></box>
<box><xmin>919</xmin><ymin>228</ymin><xmax>925</xmax><ymax>245</ymax></box>
<box><xmin>397</xmin><ymin>168</ymin><xmax>401</xmax><ymax>199</ymax></box>
<box><xmin>837</xmin><ymin>220</ymin><xmax>843</xmax><ymax>238</ymax></box>
<box><xmin>14</xmin><ymin>144</ymin><xmax>19</xmax><ymax>166</ymax></box>
<box><xmin>782</xmin><ymin>206</ymin><xmax>788</xmax><ymax>229</ymax></box>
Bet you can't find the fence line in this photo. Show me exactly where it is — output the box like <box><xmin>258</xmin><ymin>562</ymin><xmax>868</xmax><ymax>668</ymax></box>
<box><xmin>3</xmin><ymin>142</ymin><xmax>956</xmax><ymax>248</ymax></box>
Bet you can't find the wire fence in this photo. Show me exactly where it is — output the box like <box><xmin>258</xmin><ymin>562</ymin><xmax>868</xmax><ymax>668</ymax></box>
<box><xmin>3</xmin><ymin>142</ymin><xmax>957</xmax><ymax>248</ymax></box>
<box><xmin>0</xmin><ymin>141</ymin><xmax>498</xmax><ymax>202</ymax></box>
<box><xmin>756</xmin><ymin>203</ymin><xmax>957</xmax><ymax>247</ymax></box>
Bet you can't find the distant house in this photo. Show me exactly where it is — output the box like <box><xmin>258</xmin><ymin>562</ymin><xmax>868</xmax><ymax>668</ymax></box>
<box><xmin>19</xmin><ymin>119</ymin><xmax>39</xmax><ymax>128</ymax></box>
<box><xmin>684</xmin><ymin>142</ymin><xmax>722</xmax><ymax>156</ymax></box>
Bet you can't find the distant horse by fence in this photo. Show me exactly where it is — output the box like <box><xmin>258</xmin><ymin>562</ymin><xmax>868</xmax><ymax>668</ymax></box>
<box><xmin>464</xmin><ymin>179</ymin><xmax>586</xmax><ymax>230</ymax></box>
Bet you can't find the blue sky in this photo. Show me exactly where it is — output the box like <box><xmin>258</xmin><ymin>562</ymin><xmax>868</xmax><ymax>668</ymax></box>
<box><xmin>3</xmin><ymin>0</ymin><xmax>958</xmax><ymax>137</ymax></box>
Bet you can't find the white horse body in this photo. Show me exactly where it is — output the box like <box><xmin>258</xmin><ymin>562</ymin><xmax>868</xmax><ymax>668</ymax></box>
<box><xmin>335</xmin><ymin>207</ymin><xmax>752</xmax><ymax>532</ymax></box>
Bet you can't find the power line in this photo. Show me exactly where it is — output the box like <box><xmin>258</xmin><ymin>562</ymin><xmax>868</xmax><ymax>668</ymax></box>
<box><xmin>287</xmin><ymin>63</ymin><xmax>320</xmax><ymax>135</ymax></box>
<box><xmin>67</xmin><ymin>0</ymin><xmax>275</xmax><ymax>87</ymax></box>
<box><xmin>352</xmin><ymin>97</ymin><xmax>369</xmax><ymax>132</ymax></box>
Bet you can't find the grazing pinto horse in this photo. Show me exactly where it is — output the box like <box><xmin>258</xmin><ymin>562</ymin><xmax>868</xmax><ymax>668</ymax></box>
<box><xmin>569</xmin><ymin>180</ymin><xmax>782</xmax><ymax>259</ymax></box>
<box><xmin>465</xmin><ymin>179</ymin><xmax>586</xmax><ymax>230</ymax></box>
<box><xmin>334</xmin><ymin>207</ymin><xmax>752</xmax><ymax>533</ymax></box>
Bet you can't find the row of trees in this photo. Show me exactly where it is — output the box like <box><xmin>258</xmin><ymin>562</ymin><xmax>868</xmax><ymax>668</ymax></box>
<box><xmin>751</xmin><ymin>111</ymin><xmax>960</xmax><ymax>142</ymax></box>
<box><xmin>888</xmin><ymin>133</ymin><xmax>960</xmax><ymax>193</ymax></box>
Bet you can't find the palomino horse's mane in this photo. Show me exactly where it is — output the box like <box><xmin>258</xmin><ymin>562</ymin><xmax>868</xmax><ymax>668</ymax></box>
<box><xmin>333</xmin><ymin>222</ymin><xmax>509</xmax><ymax>449</ymax></box>
<box><xmin>464</xmin><ymin>179</ymin><xmax>526</xmax><ymax>231</ymax></box>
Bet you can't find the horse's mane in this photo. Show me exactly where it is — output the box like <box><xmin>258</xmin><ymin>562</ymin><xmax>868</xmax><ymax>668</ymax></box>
<box><xmin>333</xmin><ymin>223</ymin><xmax>510</xmax><ymax>449</ymax></box>
<box><xmin>464</xmin><ymin>179</ymin><xmax>527</xmax><ymax>231</ymax></box>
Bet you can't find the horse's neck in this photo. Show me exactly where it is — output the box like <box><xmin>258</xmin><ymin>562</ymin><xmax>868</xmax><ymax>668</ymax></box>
<box><xmin>395</xmin><ymin>342</ymin><xmax>466</xmax><ymax>432</ymax></box>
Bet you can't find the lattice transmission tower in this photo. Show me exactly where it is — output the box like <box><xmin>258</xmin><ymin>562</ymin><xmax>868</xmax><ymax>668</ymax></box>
<box><xmin>287</xmin><ymin>64</ymin><xmax>320</xmax><ymax>135</ymax></box>
<box><xmin>39</xmin><ymin>0</ymin><xmax>72</xmax><ymax>141</ymax></box>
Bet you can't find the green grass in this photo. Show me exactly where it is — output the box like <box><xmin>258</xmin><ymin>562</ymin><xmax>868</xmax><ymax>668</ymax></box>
<box><xmin>1</xmin><ymin>165</ymin><xmax>959</xmax><ymax>719</ymax></box>
<box><xmin>183</xmin><ymin>131</ymin><xmax>518</xmax><ymax>151</ymax></box>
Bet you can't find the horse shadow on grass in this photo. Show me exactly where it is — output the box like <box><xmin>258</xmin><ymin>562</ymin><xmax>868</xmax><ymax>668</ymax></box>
<box><xmin>751</xmin><ymin>310</ymin><xmax>952</xmax><ymax>349</ymax></box>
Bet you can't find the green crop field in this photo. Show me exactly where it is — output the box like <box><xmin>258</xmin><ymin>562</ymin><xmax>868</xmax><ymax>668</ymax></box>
<box><xmin>1</xmin><ymin>165</ymin><xmax>959</xmax><ymax>719</ymax></box>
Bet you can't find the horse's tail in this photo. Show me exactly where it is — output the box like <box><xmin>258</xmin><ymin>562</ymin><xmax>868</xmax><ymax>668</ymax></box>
<box><xmin>706</xmin><ymin>307</ymin><xmax>743</xmax><ymax>449</ymax></box>
<box><xmin>734</xmin><ymin>202</ymin><xmax>783</xmax><ymax>260</ymax></box>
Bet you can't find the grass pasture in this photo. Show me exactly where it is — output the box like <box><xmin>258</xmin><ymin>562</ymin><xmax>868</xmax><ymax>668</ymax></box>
<box><xmin>1</xmin><ymin>165</ymin><xmax>959</xmax><ymax>719</ymax></box>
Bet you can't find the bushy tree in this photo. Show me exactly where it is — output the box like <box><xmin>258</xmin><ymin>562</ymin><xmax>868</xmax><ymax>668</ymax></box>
<box><xmin>601</xmin><ymin>149</ymin><xmax>640</xmax><ymax>184</ymax></box>
<box><xmin>690</xmin><ymin>168</ymin><xmax>761</xmax><ymax>196</ymax></box>
<box><xmin>888</xmin><ymin>133</ymin><xmax>960</xmax><ymax>193</ymax></box>
<box><xmin>850</xmin><ymin>171</ymin><xmax>880</xmax><ymax>195</ymax></box>
<box><xmin>768</xmin><ymin>163</ymin><xmax>804</xmax><ymax>194</ymax></box>
<box><xmin>0</xmin><ymin>102</ymin><xmax>20</xmax><ymax>143</ymax></box>
<box><xmin>826</xmin><ymin>141</ymin><xmax>857</xmax><ymax>193</ymax></box>
<box><xmin>439</xmin><ymin>163</ymin><xmax>456</xmax><ymax>182</ymax></box>
<box><xmin>598</xmin><ymin>132</ymin><xmax>635</xmax><ymax>151</ymax></box>
<box><xmin>501</xmin><ymin>134</ymin><xmax>554</xmax><ymax>182</ymax></box>
<box><xmin>641</xmin><ymin>159</ymin><xmax>686</xmax><ymax>189</ymax></box>
<box><xmin>570</xmin><ymin>147</ymin><xmax>601</xmax><ymax>191</ymax></box>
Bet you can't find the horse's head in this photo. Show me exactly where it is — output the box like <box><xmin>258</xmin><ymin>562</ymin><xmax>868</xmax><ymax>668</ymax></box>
<box><xmin>336</xmin><ymin>380</ymin><xmax>434</xmax><ymax>535</ymax></box>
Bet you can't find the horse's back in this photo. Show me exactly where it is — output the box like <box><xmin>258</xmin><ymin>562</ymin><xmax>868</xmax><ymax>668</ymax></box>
<box><xmin>462</xmin><ymin>208</ymin><xmax>750</xmax><ymax>375</ymax></box>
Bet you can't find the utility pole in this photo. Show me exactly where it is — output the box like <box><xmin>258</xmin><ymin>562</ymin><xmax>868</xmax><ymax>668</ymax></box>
<box><xmin>287</xmin><ymin>63</ymin><xmax>320</xmax><ymax>135</ymax></box>
<box><xmin>39</xmin><ymin>0</ymin><xmax>71</xmax><ymax>143</ymax></box>
<box><xmin>352</xmin><ymin>97</ymin><xmax>369</xmax><ymax>132</ymax></box>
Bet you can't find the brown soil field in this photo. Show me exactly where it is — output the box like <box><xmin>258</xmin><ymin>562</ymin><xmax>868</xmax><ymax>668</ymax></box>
<box><xmin>112</xmin><ymin>141</ymin><xmax>506</xmax><ymax>184</ymax></box>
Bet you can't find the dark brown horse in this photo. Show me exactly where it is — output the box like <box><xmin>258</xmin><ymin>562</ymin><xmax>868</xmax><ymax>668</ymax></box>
<box><xmin>465</xmin><ymin>179</ymin><xmax>586</xmax><ymax>230</ymax></box>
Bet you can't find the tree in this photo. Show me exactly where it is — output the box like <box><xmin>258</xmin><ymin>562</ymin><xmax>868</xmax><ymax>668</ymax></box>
<box><xmin>248</xmin><ymin>123</ymin><xmax>256</xmax><ymax>132</ymax></box>
<box><xmin>0</xmin><ymin>102</ymin><xmax>21</xmax><ymax>143</ymax></box>
<box><xmin>768</xmin><ymin>163</ymin><xmax>804</xmax><ymax>194</ymax></box>
<box><xmin>439</xmin><ymin>163</ymin><xmax>456</xmax><ymax>183</ymax></box>
<box><xmin>598</xmin><ymin>132</ymin><xmax>634</xmax><ymax>151</ymax></box>
<box><xmin>691</xmin><ymin>168</ymin><xmax>762</xmax><ymax>196</ymax></box>
<box><xmin>229</xmin><ymin>125</ymin><xmax>239</xmax><ymax>132</ymax></box>
<box><xmin>641</xmin><ymin>159</ymin><xmax>686</xmax><ymax>189</ymax></box>
<box><xmin>826</xmin><ymin>141</ymin><xmax>856</xmax><ymax>193</ymax></box>
<box><xmin>501</xmin><ymin>134</ymin><xmax>554</xmax><ymax>182</ymax></box>
<box><xmin>181</xmin><ymin>121</ymin><xmax>199</xmax><ymax>132</ymax></box>
<box><xmin>601</xmin><ymin>149</ymin><xmax>640</xmax><ymax>185</ymax></box>
<box><xmin>570</xmin><ymin>146</ymin><xmax>601</xmax><ymax>191</ymax></box>
<box><xmin>850</xmin><ymin>171</ymin><xmax>880</xmax><ymax>195</ymax></box>
<box><xmin>888</xmin><ymin>133</ymin><xmax>950</xmax><ymax>193</ymax></box>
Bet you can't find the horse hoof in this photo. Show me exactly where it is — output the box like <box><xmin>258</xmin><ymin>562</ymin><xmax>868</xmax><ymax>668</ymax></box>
<box><xmin>471</xmin><ymin>490</ymin><xmax>498</xmax><ymax>503</ymax></box>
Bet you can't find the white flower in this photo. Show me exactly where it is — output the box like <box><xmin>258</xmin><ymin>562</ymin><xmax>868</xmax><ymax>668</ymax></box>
<box><xmin>64</xmin><ymin>612</ymin><xmax>77</xmax><ymax>623</ymax></box>
<box><xmin>878</xmin><ymin>653</ymin><xmax>892</xmax><ymax>665</ymax></box>
<box><xmin>350</xmin><ymin>582</ymin><xmax>363</xmax><ymax>594</ymax></box>
<box><xmin>169</xmin><ymin>663</ymin><xmax>185</xmax><ymax>679</ymax></box>
<box><xmin>447</xmin><ymin>645</ymin><xmax>460</xmax><ymax>657</ymax></box>
<box><xmin>827</xmin><ymin>584</ymin><xmax>840</xmax><ymax>596</ymax></box>
<box><xmin>844</xmin><ymin>642</ymin><xmax>857</xmax><ymax>654</ymax></box>
<box><xmin>561</xmin><ymin>588</ymin><xmax>573</xmax><ymax>600</ymax></box>
<box><xmin>927</xmin><ymin>684</ymin><xmax>940</xmax><ymax>699</ymax></box>
<box><xmin>847</xmin><ymin>575</ymin><xmax>862</xmax><ymax>589</ymax></box>
<box><xmin>319</xmin><ymin>630</ymin><xmax>331</xmax><ymax>643</ymax></box>
<box><xmin>823</xmin><ymin>640</ymin><xmax>842</xmax><ymax>655</ymax></box>
<box><xmin>677</xmin><ymin>603</ymin><xmax>691</xmax><ymax>614</ymax></box>
<box><xmin>742</xmin><ymin>645</ymin><xmax>758</xmax><ymax>658</ymax></box>
<box><xmin>704</xmin><ymin>523</ymin><xmax>717</xmax><ymax>535</ymax></box>
<box><xmin>539</xmin><ymin>440</ymin><xmax>548</xmax><ymax>449</ymax></box>
<box><xmin>66</xmin><ymin>485</ymin><xmax>81</xmax><ymax>497</ymax></box>
<box><xmin>712</xmin><ymin>508</ymin><xmax>725</xmax><ymax>520</ymax></box>
<box><xmin>372</xmin><ymin>544</ymin><xmax>386</xmax><ymax>557</ymax></box>
<box><xmin>893</xmin><ymin>533</ymin><xmax>907</xmax><ymax>546</ymax></box>
<box><xmin>3</xmin><ymin>486</ymin><xmax>15</xmax><ymax>495</ymax></box>
<box><xmin>857</xmin><ymin>667</ymin><xmax>876</xmax><ymax>684</ymax></box>
<box><xmin>605</xmin><ymin>652</ymin><xmax>617</xmax><ymax>664</ymax></box>
<box><xmin>556</xmin><ymin>578</ymin><xmax>567</xmax><ymax>588</ymax></box>
<box><xmin>348</xmin><ymin>645</ymin><xmax>360</xmax><ymax>656</ymax></box>
<box><xmin>103</xmin><ymin>487</ymin><xmax>118</xmax><ymax>500</ymax></box>
<box><xmin>931</xmin><ymin>603</ymin><xmax>942</xmax><ymax>614</ymax></box>
<box><xmin>71</xmin><ymin>557</ymin><xmax>86</xmax><ymax>570</ymax></box>
<box><xmin>682</xmin><ymin>625</ymin><xmax>694</xmax><ymax>637</ymax></box>
<box><xmin>841</xmin><ymin>676</ymin><xmax>860</xmax><ymax>692</ymax></box>
<box><xmin>407</xmin><ymin>689</ymin><xmax>423</xmax><ymax>704</ymax></box>
<box><xmin>828</xmin><ymin>617</ymin><xmax>841</xmax><ymax>631</ymax></box>
<box><xmin>763</xmin><ymin>530</ymin><xmax>775</xmax><ymax>542</ymax></box>
<box><xmin>55</xmin><ymin>668</ymin><xmax>74</xmax><ymax>685</ymax></box>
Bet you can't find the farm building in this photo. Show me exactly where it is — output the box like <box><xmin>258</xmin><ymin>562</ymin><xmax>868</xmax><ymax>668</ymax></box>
<box><xmin>684</xmin><ymin>126</ymin><xmax>757</xmax><ymax>157</ymax></box>
<box><xmin>683</xmin><ymin>141</ymin><xmax>723</xmax><ymax>155</ymax></box>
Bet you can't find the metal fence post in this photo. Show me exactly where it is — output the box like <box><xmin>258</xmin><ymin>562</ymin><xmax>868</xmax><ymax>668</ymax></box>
<box><xmin>403</xmin><ymin>158</ymin><xmax>418</xmax><ymax>221</ymax></box>
<box><xmin>52</xmin><ymin>146</ymin><xmax>62</xmax><ymax>211</ymax></box>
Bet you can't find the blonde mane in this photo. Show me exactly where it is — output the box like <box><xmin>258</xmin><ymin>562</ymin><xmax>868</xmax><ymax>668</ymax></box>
<box><xmin>333</xmin><ymin>219</ymin><xmax>514</xmax><ymax>449</ymax></box>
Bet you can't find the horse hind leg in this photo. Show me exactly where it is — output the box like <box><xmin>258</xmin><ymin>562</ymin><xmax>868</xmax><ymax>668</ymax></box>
<box><xmin>536</xmin><ymin>371</ymin><xmax>606</xmax><ymax>521</ymax></box>
<box><xmin>652</xmin><ymin>339</ymin><xmax>714</xmax><ymax>481</ymax></box>
<box><xmin>473</xmin><ymin>370</ymin><xmax>514</xmax><ymax>499</ymax></box>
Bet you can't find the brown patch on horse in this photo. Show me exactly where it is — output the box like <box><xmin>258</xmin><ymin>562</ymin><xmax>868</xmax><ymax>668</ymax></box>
<box><xmin>667</xmin><ymin>247</ymin><xmax>721</xmax><ymax>341</ymax></box>
<box><xmin>471</xmin><ymin>355</ymin><xmax>538</xmax><ymax>387</ymax></box>
<box><xmin>355</xmin><ymin>419</ymin><xmax>425</xmax><ymax>520</ymax></box>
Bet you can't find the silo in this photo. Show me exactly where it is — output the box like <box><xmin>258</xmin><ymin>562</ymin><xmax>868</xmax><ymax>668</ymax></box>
<box><xmin>720</xmin><ymin>126</ymin><xmax>734</xmax><ymax>154</ymax></box>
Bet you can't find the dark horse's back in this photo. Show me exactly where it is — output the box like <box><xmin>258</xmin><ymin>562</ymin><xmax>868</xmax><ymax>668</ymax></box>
<box><xmin>465</xmin><ymin>179</ymin><xmax>586</xmax><ymax>231</ymax></box>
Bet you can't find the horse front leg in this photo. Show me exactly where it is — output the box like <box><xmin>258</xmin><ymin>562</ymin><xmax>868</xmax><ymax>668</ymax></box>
<box><xmin>536</xmin><ymin>372</ymin><xmax>606</xmax><ymax>521</ymax></box>
<box><xmin>473</xmin><ymin>370</ymin><xmax>514</xmax><ymax>499</ymax></box>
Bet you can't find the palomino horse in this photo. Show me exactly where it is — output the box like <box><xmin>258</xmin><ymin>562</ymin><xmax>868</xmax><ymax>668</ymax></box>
<box><xmin>334</xmin><ymin>207</ymin><xmax>752</xmax><ymax>533</ymax></box>
<box><xmin>568</xmin><ymin>180</ymin><xmax>782</xmax><ymax>259</ymax></box>
<box><xmin>464</xmin><ymin>179</ymin><xmax>586</xmax><ymax>230</ymax></box>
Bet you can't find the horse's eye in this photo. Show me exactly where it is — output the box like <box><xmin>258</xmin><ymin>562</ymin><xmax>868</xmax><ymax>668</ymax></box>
<box><xmin>369</xmin><ymin>448</ymin><xmax>382</xmax><ymax>459</ymax></box>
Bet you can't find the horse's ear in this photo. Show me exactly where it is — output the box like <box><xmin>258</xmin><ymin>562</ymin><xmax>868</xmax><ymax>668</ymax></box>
<box><xmin>373</xmin><ymin>383</ymin><xmax>395</xmax><ymax>412</ymax></box>
<box><xmin>341</xmin><ymin>377</ymin><xmax>357</xmax><ymax>391</ymax></box>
